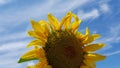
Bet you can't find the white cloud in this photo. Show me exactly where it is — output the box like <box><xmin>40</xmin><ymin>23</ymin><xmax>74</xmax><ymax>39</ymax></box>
<box><xmin>100</xmin><ymin>3</ymin><xmax>110</xmax><ymax>13</ymax></box>
<box><xmin>0</xmin><ymin>41</ymin><xmax>29</xmax><ymax>68</ymax></box>
<box><xmin>77</xmin><ymin>9</ymin><xmax>99</xmax><ymax>20</ymax></box>
<box><xmin>0</xmin><ymin>0</ymin><xmax>11</xmax><ymax>5</ymax></box>
<box><xmin>104</xmin><ymin>24</ymin><xmax>120</xmax><ymax>43</ymax></box>
<box><xmin>95</xmin><ymin>23</ymin><xmax>120</xmax><ymax>53</ymax></box>
<box><xmin>0</xmin><ymin>41</ymin><xmax>28</xmax><ymax>52</ymax></box>
<box><xmin>105</xmin><ymin>51</ymin><xmax>120</xmax><ymax>56</ymax></box>
<box><xmin>0</xmin><ymin>0</ymin><xmax>90</xmax><ymax>27</ymax></box>
<box><xmin>0</xmin><ymin>31</ymin><xmax>28</xmax><ymax>43</ymax></box>
<box><xmin>0</xmin><ymin>0</ymin><xmax>112</xmax><ymax>67</ymax></box>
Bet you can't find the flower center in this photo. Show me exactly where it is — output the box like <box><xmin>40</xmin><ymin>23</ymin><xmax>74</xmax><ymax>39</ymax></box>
<box><xmin>44</xmin><ymin>30</ymin><xmax>84</xmax><ymax>68</ymax></box>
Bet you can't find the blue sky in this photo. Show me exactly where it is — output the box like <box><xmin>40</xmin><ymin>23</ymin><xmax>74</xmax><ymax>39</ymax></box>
<box><xmin>0</xmin><ymin>0</ymin><xmax>120</xmax><ymax>68</ymax></box>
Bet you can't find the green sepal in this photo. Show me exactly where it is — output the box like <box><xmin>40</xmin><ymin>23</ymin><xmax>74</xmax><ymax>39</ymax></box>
<box><xmin>18</xmin><ymin>58</ymin><xmax>38</xmax><ymax>63</ymax></box>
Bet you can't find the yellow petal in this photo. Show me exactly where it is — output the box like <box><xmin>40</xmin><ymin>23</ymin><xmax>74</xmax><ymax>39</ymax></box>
<box><xmin>70</xmin><ymin>20</ymin><xmax>82</xmax><ymax>33</ymax></box>
<box><xmin>82</xmin><ymin>33</ymin><xmax>100</xmax><ymax>44</ymax></box>
<box><xmin>84</xmin><ymin>53</ymin><xmax>106</xmax><ymax>61</ymax></box>
<box><xmin>84</xmin><ymin>34</ymin><xmax>101</xmax><ymax>44</ymax></box>
<box><xmin>27</xmin><ymin>66</ymin><xmax>33</xmax><ymax>68</ymax></box>
<box><xmin>85</xmin><ymin>27</ymin><xmax>90</xmax><ymax>36</ymax></box>
<box><xmin>82</xmin><ymin>36</ymin><xmax>92</xmax><ymax>44</ymax></box>
<box><xmin>80</xmin><ymin>65</ymin><xmax>89</xmax><ymax>68</ymax></box>
<box><xmin>30</xmin><ymin>20</ymin><xmax>47</xmax><ymax>38</ymax></box>
<box><xmin>70</xmin><ymin>13</ymin><xmax>82</xmax><ymax>33</ymax></box>
<box><xmin>62</xmin><ymin>12</ymin><xmax>72</xmax><ymax>30</ymax></box>
<box><xmin>84</xmin><ymin>43</ymin><xmax>105</xmax><ymax>52</ymax></box>
<box><xmin>83</xmin><ymin>59</ymin><xmax>95</xmax><ymax>67</ymax></box>
<box><xmin>28</xmin><ymin>30</ymin><xmax>41</xmax><ymax>38</ymax></box>
<box><xmin>59</xmin><ymin>12</ymin><xmax>71</xmax><ymax>29</ymax></box>
<box><xmin>31</xmin><ymin>20</ymin><xmax>43</xmax><ymax>32</ymax></box>
<box><xmin>20</xmin><ymin>48</ymin><xmax>45</xmax><ymax>61</ymax></box>
<box><xmin>27</xmin><ymin>39</ymin><xmax>45</xmax><ymax>48</ymax></box>
<box><xmin>38</xmin><ymin>20</ymin><xmax>50</xmax><ymax>36</ymax></box>
<box><xmin>73</xmin><ymin>13</ymin><xmax>79</xmax><ymax>22</ymax></box>
<box><xmin>48</xmin><ymin>13</ymin><xmax>59</xmax><ymax>30</ymax></box>
<box><xmin>93</xmin><ymin>63</ymin><xmax>96</xmax><ymax>68</ymax></box>
<box><xmin>28</xmin><ymin>30</ymin><xmax>46</xmax><ymax>42</ymax></box>
<box><xmin>91</xmin><ymin>34</ymin><xmax>101</xmax><ymax>40</ymax></box>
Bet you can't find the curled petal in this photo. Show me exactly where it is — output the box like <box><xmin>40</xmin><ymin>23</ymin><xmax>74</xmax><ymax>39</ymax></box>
<box><xmin>91</xmin><ymin>34</ymin><xmax>101</xmax><ymax>40</ymax></box>
<box><xmin>82</xmin><ymin>30</ymin><xmax>101</xmax><ymax>44</ymax></box>
<box><xmin>70</xmin><ymin>20</ymin><xmax>82</xmax><ymax>33</ymax></box>
<box><xmin>28</xmin><ymin>31</ymin><xmax>46</xmax><ymax>42</ymax></box>
<box><xmin>85</xmin><ymin>27</ymin><xmax>90</xmax><ymax>36</ymax></box>
<box><xmin>30</xmin><ymin>20</ymin><xmax>48</xmax><ymax>38</ymax></box>
<box><xmin>38</xmin><ymin>20</ymin><xmax>50</xmax><ymax>36</ymax></box>
<box><xmin>27</xmin><ymin>39</ymin><xmax>45</xmax><ymax>48</ymax></box>
<box><xmin>64</xmin><ymin>12</ymin><xmax>73</xmax><ymax>29</ymax></box>
<box><xmin>84</xmin><ymin>43</ymin><xmax>105</xmax><ymax>52</ymax></box>
<box><xmin>84</xmin><ymin>53</ymin><xmax>106</xmax><ymax>62</ymax></box>
<box><xmin>70</xmin><ymin>13</ymin><xmax>82</xmax><ymax>33</ymax></box>
<box><xmin>83</xmin><ymin>59</ymin><xmax>95</xmax><ymax>67</ymax></box>
<box><xmin>59</xmin><ymin>12</ymin><xmax>72</xmax><ymax>30</ymax></box>
<box><xmin>59</xmin><ymin>12</ymin><xmax>72</xmax><ymax>29</ymax></box>
<box><xmin>48</xmin><ymin>13</ymin><xmax>59</xmax><ymax>30</ymax></box>
<box><xmin>31</xmin><ymin>20</ymin><xmax>43</xmax><ymax>33</ymax></box>
<box><xmin>18</xmin><ymin>48</ymin><xmax>45</xmax><ymax>63</ymax></box>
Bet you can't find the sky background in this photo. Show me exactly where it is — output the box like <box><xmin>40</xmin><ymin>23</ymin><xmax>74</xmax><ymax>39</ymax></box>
<box><xmin>0</xmin><ymin>0</ymin><xmax>120</xmax><ymax>68</ymax></box>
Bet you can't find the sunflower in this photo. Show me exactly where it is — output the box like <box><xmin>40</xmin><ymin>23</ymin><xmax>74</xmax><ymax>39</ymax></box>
<box><xmin>18</xmin><ymin>12</ymin><xmax>106</xmax><ymax>68</ymax></box>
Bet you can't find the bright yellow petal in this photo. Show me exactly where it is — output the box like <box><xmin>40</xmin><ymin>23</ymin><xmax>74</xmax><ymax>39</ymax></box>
<box><xmin>28</xmin><ymin>30</ymin><xmax>46</xmax><ymax>42</ymax></box>
<box><xmin>82</xmin><ymin>33</ymin><xmax>100</xmax><ymax>44</ymax></box>
<box><xmin>85</xmin><ymin>34</ymin><xmax>101</xmax><ymax>44</ymax></box>
<box><xmin>91</xmin><ymin>34</ymin><xmax>101</xmax><ymax>40</ymax></box>
<box><xmin>70</xmin><ymin>20</ymin><xmax>82</xmax><ymax>33</ymax></box>
<box><xmin>27</xmin><ymin>66</ymin><xmax>33</xmax><ymax>68</ymax></box>
<box><xmin>18</xmin><ymin>48</ymin><xmax>44</xmax><ymax>63</ymax></box>
<box><xmin>70</xmin><ymin>13</ymin><xmax>82</xmax><ymax>33</ymax></box>
<box><xmin>48</xmin><ymin>13</ymin><xmax>59</xmax><ymax>30</ymax></box>
<box><xmin>19</xmin><ymin>48</ymin><xmax>45</xmax><ymax>63</ymax></box>
<box><xmin>73</xmin><ymin>13</ymin><xmax>79</xmax><ymax>22</ymax></box>
<box><xmin>83</xmin><ymin>59</ymin><xmax>95</xmax><ymax>67</ymax></box>
<box><xmin>31</xmin><ymin>20</ymin><xmax>43</xmax><ymax>32</ymax></box>
<box><xmin>84</xmin><ymin>53</ymin><xmax>106</xmax><ymax>62</ymax></box>
<box><xmin>63</xmin><ymin>12</ymin><xmax>72</xmax><ymax>29</ymax></box>
<box><xmin>85</xmin><ymin>27</ymin><xmax>90</xmax><ymax>36</ymax></box>
<box><xmin>84</xmin><ymin>43</ymin><xmax>105</xmax><ymax>52</ymax></box>
<box><xmin>38</xmin><ymin>20</ymin><xmax>50</xmax><ymax>36</ymax></box>
<box><xmin>27</xmin><ymin>39</ymin><xmax>45</xmax><ymax>48</ymax></box>
<box><xmin>28</xmin><ymin>30</ymin><xmax>41</xmax><ymax>38</ymax></box>
<box><xmin>59</xmin><ymin>12</ymin><xmax>71</xmax><ymax>29</ymax></box>
<box><xmin>31</xmin><ymin>20</ymin><xmax>49</xmax><ymax>37</ymax></box>
<box><xmin>25</xmin><ymin>49</ymin><xmax>44</xmax><ymax>58</ymax></box>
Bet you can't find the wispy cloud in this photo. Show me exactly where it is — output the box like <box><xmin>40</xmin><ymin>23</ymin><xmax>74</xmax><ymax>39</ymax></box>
<box><xmin>99</xmin><ymin>3</ymin><xmax>110</xmax><ymax>13</ymax></box>
<box><xmin>0</xmin><ymin>0</ymin><xmax>11</xmax><ymax>5</ymax></box>
<box><xmin>0</xmin><ymin>41</ymin><xmax>29</xmax><ymax>68</ymax></box>
<box><xmin>105</xmin><ymin>51</ymin><xmax>120</xmax><ymax>56</ymax></box>
<box><xmin>102</xmin><ymin>24</ymin><xmax>120</xmax><ymax>43</ymax></box>
<box><xmin>96</xmin><ymin>23</ymin><xmax>120</xmax><ymax>53</ymax></box>
<box><xmin>0</xmin><ymin>0</ymin><xmax>90</xmax><ymax>26</ymax></box>
<box><xmin>77</xmin><ymin>9</ymin><xmax>99</xmax><ymax>20</ymax></box>
<box><xmin>0</xmin><ymin>41</ymin><xmax>28</xmax><ymax>52</ymax></box>
<box><xmin>0</xmin><ymin>31</ymin><xmax>28</xmax><ymax>43</ymax></box>
<box><xmin>0</xmin><ymin>0</ymin><xmax>114</xmax><ymax>68</ymax></box>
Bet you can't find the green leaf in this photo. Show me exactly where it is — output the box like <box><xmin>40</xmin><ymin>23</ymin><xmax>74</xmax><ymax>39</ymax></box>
<box><xmin>18</xmin><ymin>58</ymin><xmax>38</xmax><ymax>63</ymax></box>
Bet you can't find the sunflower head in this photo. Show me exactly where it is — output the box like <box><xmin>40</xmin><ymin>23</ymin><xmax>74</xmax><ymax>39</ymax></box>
<box><xmin>18</xmin><ymin>12</ymin><xmax>106</xmax><ymax>68</ymax></box>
